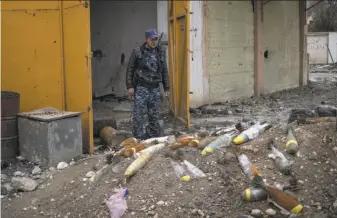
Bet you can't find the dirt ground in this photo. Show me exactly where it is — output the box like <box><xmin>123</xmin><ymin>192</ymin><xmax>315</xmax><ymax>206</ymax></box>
<box><xmin>1</xmin><ymin>75</ymin><xmax>337</xmax><ymax>218</ymax></box>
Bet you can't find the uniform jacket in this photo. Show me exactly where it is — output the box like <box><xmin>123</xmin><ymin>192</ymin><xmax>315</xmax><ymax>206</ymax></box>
<box><xmin>126</xmin><ymin>43</ymin><xmax>169</xmax><ymax>91</ymax></box>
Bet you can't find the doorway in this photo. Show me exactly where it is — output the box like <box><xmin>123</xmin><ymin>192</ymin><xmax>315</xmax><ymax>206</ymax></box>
<box><xmin>89</xmin><ymin>1</ymin><xmax>159</xmax><ymax>137</ymax></box>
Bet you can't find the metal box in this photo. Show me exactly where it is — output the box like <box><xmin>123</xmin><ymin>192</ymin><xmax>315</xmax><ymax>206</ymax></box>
<box><xmin>18</xmin><ymin>107</ymin><xmax>83</xmax><ymax>166</ymax></box>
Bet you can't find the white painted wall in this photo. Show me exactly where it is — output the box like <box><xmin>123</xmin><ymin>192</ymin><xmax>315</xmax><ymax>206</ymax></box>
<box><xmin>90</xmin><ymin>1</ymin><xmax>157</xmax><ymax>97</ymax></box>
<box><xmin>307</xmin><ymin>32</ymin><xmax>337</xmax><ymax>64</ymax></box>
<box><xmin>189</xmin><ymin>1</ymin><xmax>205</xmax><ymax>108</ymax></box>
<box><xmin>307</xmin><ymin>33</ymin><xmax>329</xmax><ymax>64</ymax></box>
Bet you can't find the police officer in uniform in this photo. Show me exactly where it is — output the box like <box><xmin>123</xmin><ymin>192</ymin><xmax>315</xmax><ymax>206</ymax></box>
<box><xmin>126</xmin><ymin>29</ymin><xmax>169</xmax><ymax>140</ymax></box>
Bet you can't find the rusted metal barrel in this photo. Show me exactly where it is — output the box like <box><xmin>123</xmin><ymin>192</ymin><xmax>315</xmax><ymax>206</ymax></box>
<box><xmin>1</xmin><ymin>91</ymin><xmax>20</xmax><ymax>161</ymax></box>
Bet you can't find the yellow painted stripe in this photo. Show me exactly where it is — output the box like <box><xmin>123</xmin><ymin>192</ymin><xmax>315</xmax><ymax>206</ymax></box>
<box><xmin>290</xmin><ymin>204</ymin><xmax>303</xmax><ymax>214</ymax></box>
<box><xmin>286</xmin><ymin>140</ymin><xmax>298</xmax><ymax>149</ymax></box>
<box><xmin>245</xmin><ymin>188</ymin><xmax>251</xmax><ymax>201</ymax></box>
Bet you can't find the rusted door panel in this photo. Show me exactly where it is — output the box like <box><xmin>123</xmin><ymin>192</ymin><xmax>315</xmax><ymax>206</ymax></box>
<box><xmin>61</xmin><ymin>0</ymin><xmax>93</xmax><ymax>153</ymax></box>
<box><xmin>168</xmin><ymin>0</ymin><xmax>190</xmax><ymax>127</ymax></box>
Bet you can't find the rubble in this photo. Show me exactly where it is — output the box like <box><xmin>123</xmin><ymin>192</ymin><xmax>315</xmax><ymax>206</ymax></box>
<box><xmin>251</xmin><ymin>209</ymin><xmax>263</xmax><ymax>217</ymax></box>
<box><xmin>11</xmin><ymin>177</ymin><xmax>38</xmax><ymax>192</ymax></box>
<box><xmin>1</xmin><ymin>79</ymin><xmax>337</xmax><ymax>218</ymax></box>
<box><xmin>13</xmin><ymin>171</ymin><xmax>25</xmax><ymax>177</ymax></box>
<box><xmin>57</xmin><ymin>162</ymin><xmax>69</xmax><ymax>170</ymax></box>
<box><xmin>265</xmin><ymin>208</ymin><xmax>276</xmax><ymax>216</ymax></box>
<box><xmin>32</xmin><ymin>166</ymin><xmax>42</xmax><ymax>175</ymax></box>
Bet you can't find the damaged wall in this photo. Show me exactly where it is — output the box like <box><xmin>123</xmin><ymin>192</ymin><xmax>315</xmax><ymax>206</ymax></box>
<box><xmin>263</xmin><ymin>1</ymin><xmax>300</xmax><ymax>93</ymax></box>
<box><xmin>90</xmin><ymin>1</ymin><xmax>157</xmax><ymax>98</ymax></box>
<box><xmin>206</xmin><ymin>1</ymin><xmax>254</xmax><ymax>103</ymax></box>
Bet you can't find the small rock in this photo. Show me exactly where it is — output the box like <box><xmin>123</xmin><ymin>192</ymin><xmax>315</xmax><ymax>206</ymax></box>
<box><xmin>333</xmin><ymin>147</ymin><xmax>337</xmax><ymax>153</ymax></box>
<box><xmin>82</xmin><ymin>178</ymin><xmax>88</xmax><ymax>182</ymax></box>
<box><xmin>197</xmin><ymin>210</ymin><xmax>205</xmax><ymax>217</ymax></box>
<box><xmin>112</xmin><ymin>164</ymin><xmax>123</xmax><ymax>174</ymax></box>
<box><xmin>69</xmin><ymin>161</ymin><xmax>76</xmax><ymax>166</ymax></box>
<box><xmin>265</xmin><ymin>208</ymin><xmax>276</xmax><ymax>216</ymax></box>
<box><xmin>156</xmin><ymin>200</ymin><xmax>165</xmax><ymax>206</ymax></box>
<box><xmin>49</xmin><ymin>167</ymin><xmax>56</xmax><ymax>172</ymax></box>
<box><xmin>131</xmin><ymin>212</ymin><xmax>136</xmax><ymax>216</ymax></box>
<box><xmin>153</xmin><ymin>214</ymin><xmax>158</xmax><ymax>218</ymax></box>
<box><xmin>32</xmin><ymin>166</ymin><xmax>42</xmax><ymax>175</ymax></box>
<box><xmin>14</xmin><ymin>171</ymin><xmax>25</xmax><ymax>177</ymax></box>
<box><xmin>251</xmin><ymin>209</ymin><xmax>262</xmax><ymax>217</ymax></box>
<box><xmin>11</xmin><ymin>177</ymin><xmax>38</xmax><ymax>192</ymax></box>
<box><xmin>149</xmin><ymin>205</ymin><xmax>155</xmax><ymax>210</ymax></box>
<box><xmin>85</xmin><ymin>171</ymin><xmax>96</xmax><ymax>178</ymax></box>
<box><xmin>17</xmin><ymin>156</ymin><xmax>25</xmax><ymax>161</ymax></box>
<box><xmin>191</xmin><ymin>209</ymin><xmax>198</xmax><ymax>215</ymax></box>
<box><xmin>3</xmin><ymin>183</ymin><xmax>12</xmax><ymax>193</ymax></box>
<box><xmin>57</xmin><ymin>162</ymin><xmax>69</xmax><ymax>170</ymax></box>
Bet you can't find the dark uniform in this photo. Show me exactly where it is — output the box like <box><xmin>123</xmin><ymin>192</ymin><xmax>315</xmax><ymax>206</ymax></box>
<box><xmin>126</xmin><ymin>29</ymin><xmax>169</xmax><ymax>140</ymax></box>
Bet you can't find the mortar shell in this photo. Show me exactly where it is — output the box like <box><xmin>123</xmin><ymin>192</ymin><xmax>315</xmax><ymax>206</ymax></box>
<box><xmin>198</xmin><ymin>137</ymin><xmax>216</xmax><ymax>149</ymax></box>
<box><xmin>241</xmin><ymin>188</ymin><xmax>268</xmax><ymax>202</ymax></box>
<box><xmin>286</xmin><ymin>129</ymin><xmax>298</xmax><ymax>154</ymax></box>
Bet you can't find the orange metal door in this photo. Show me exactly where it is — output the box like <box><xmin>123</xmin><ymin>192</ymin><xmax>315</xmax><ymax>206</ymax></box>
<box><xmin>168</xmin><ymin>0</ymin><xmax>190</xmax><ymax>127</ymax></box>
<box><xmin>61</xmin><ymin>1</ymin><xmax>93</xmax><ymax>153</ymax></box>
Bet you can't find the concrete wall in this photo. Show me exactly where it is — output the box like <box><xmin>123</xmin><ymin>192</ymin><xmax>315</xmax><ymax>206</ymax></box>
<box><xmin>263</xmin><ymin>1</ymin><xmax>300</xmax><ymax>93</ymax></box>
<box><xmin>205</xmin><ymin>1</ymin><xmax>254</xmax><ymax>103</ymax></box>
<box><xmin>90</xmin><ymin>1</ymin><xmax>157</xmax><ymax>97</ymax></box>
<box><xmin>307</xmin><ymin>32</ymin><xmax>337</xmax><ymax>64</ymax></box>
<box><xmin>307</xmin><ymin>33</ymin><xmax>329</xmax><ymax>64</ymax></box>
<box><xmin>189</xmin><ymin>1</ymin><xmax>206</xmax><ymax>108</ymax></box>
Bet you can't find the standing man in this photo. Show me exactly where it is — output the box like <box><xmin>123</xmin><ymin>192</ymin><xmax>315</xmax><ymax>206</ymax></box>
<box><xmin>126</xmin><ymin>29</ymin><xmax>169</xmax><ymax>140</ymax></box>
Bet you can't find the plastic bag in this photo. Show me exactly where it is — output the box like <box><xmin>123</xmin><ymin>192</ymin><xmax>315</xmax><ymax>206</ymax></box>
<box><xmin>106</xmin><ymin>188</ymin><xmax>128</xmax><ymax>218</ymax></box>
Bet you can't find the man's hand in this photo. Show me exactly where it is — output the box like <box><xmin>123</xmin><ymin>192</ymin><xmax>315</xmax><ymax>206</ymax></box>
<box><xmin>165</xmin><ymin>91</ymin><xmax>169</xmax><ymax>99</ymax></box>
<box><xmin>128</xmin><ymin>88</ymin><xmax>134</xmax><ymax>99</ymax></box>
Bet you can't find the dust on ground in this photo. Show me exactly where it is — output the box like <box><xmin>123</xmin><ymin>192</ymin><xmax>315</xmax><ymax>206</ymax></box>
<box><xmin>1</xmin><ymin>76</ymin><xmax>337</xmax><ymax>218</ymax></box>
<box><xmin>2</xmin><ymin>122</ymin><xmax>337</xmax><ymax>218</ymax></box>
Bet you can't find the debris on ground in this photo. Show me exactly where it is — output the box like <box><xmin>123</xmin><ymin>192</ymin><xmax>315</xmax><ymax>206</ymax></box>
<box><xmin>1</xmin><ymin>79</ymin><xmax>337</xmax><ymax>218</ymax></box>
<box><xmin>106</xmin><ymin>188</ymin><xmax>128</xmax><ymax>218</ymax></box>
<box><xmin>56</xmin><ymin>162</ymin><xmax>69</xmax><ymax>170</ymax></box>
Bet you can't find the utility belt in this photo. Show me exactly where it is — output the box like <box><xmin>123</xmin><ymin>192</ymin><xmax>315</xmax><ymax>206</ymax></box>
<box><xmin>134</xmin><ymin>69</ymin><xmax>161</xmax><ymax>89</ymax></box>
